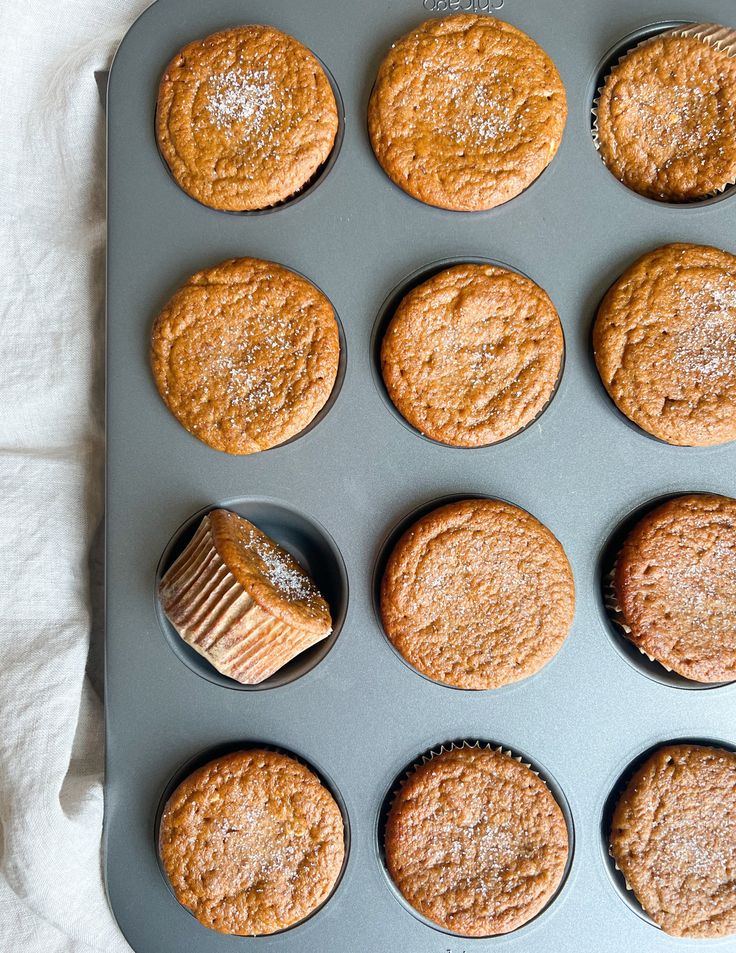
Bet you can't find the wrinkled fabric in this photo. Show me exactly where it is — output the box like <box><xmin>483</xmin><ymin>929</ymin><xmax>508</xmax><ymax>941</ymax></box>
<box><xmin>0</xmin><ymin>2</ymin><xmax>149</xmax><ymax>950</ymax></box>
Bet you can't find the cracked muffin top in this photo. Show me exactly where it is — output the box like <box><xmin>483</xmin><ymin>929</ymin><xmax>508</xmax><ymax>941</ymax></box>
<box><xmin>613</xmin><ymin>493</ymin><xmax>736</xmax><ymax>683</ymax></box>
<box><xmin>150</xmin><ymin>257</ymin><xmax>340</xmax><ymax>454</ymax></box>
<box><xmin>610</xmin><ymin>743</ymin><xmax>736</xmax><ymax>938</ymax></box>
<box><xmin>368</xmin><ymin>15</ymin><xmax>566</xmax><ymax>211</ymax></box>
<box><xmin>593</xmin><ymin>243</ymin><xmax>736</xmax><ymax>446</ymax></box>
<box><xmin>595</xmin><ymin>30</ymin><xmax>736</xmax><ymax>202</ymax></box>
<box><xmin>380</xmin><ymin>262</ymin><xmax>563</xmax><ymax>446</ymax></box>
<box><xmin>158</xmin><ymin>749</ymin><xmax>345</xmax><ymax>935</ymax></box>
<box><xmin>384</xmin><ymin>745</ymin><xmax>569</xmax><ymax>936</ymax></box>
<box><xmin>156</xmin><ymin>25</ymin><xmax>338</xmax><ymax>210</ymax></box>
<box><xmin>380</xmin><ymin>498</ymin><xmax>575</xmax><ymax>689</ymax></box>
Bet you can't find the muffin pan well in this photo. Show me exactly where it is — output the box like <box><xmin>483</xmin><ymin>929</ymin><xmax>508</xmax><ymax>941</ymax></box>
<box><xmin>589</xmin><ymin>20</ymin><xmax>736</xmax><ymax>208</ymax></box>
<box><xmin>370</xmin><ymin>257</ymin><xmax>565</xmax><ymax>448</ymax></box>
<box><xmin>154</xmin><ymin>741</ymin><xmax>351</xmax><ymax>931</ymax></box>
<box><xmin>597</xmin><ymin>493</ymin><xmax>736</xmax><ymax>692</ymax></box>
<box><xmin>154</xmin><ymin>499</ymin><xmax>349</xmax><ymax>690</ymax></box>
<box><xmin>106</xmin><ymin>1</ymin><xmax>736</xmax><ymax>950</ymax></box>
<box><xmin>376</xmin><ymin>739</ymin><xmax>576</xmax><ymax>939</ymax></box>
<box><xmin>154</xmin><ymin>53</ymin><xmax>347</xmax><ymax>216</ymax></box>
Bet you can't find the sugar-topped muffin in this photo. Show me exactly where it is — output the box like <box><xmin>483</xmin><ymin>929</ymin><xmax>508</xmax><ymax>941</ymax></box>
<box><xmin>612</xmin><ymin>493</ymin><xmax>736</xmax><ymax>683</ymax></box>
<box><xmin>151</xmin><ymin>257</ymin><xmax>340</xmax><ymax>454</ymax></box>
<box><xmin>610</xmin><ymin>743</ymin><xmax>736</xmax><ymax>938</ymax></box>
<box><xmin>385</xmin><ymin>745</ymin><xmax>569</xmax><ymax>936</ymax></box>
<box><xmin>159</xmin><ymin>749</ymin><xmax>345</xmax><ymax>934</ymax></box>
<box><xmin>380</xmin><ymin>263</ymin><xmax>563</xmax><ymax>445</ymax></box>
<box><xmin>156</xmin><ymin>25</ymin><xmax>339</xmax><ymax>210</ymax></box>
<box><xmin>595</xmin><ymin>27</ymin><xmax>736</xmax><ymax>201</ymax></box>
<box><xmin>368</xmin><ymin>15</ymin><xmax>566</xmax><ymax>210</ymax></box>
<box><xmin>594</xmin><ymin>243</ymin><xmax>736</xmax><ymax>445</ymax></box>
<box><xmin>380</xmin><ymin>498</ymin><xmax>575</xmax><ymax>689</ymax></box>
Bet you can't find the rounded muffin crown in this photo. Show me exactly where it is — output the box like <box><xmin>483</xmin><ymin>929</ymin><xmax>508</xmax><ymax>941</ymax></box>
<box><xmin>610</xmin><ymin>743</ymin><xmax>736</xmax><ymax>938</ymax></box>
<box><xmin>150</xmin><ymin>257</ymin><xmax>340</xmax><ymax>454</ymax></box>
<box><xmin>158</xmin><ymin>749</ymin><xmax>345</xmax><ymax>935</ymax></box>
<box><xmin>208</xmin><ymin>509</ymin><xmax>332</xmax><ymax>635</ymax></box>
<box><xmin>368</xmin><ymin>15</ymin><xmax>566</xmax><ymax>211</ymax></box>
<box><xmin>594</xmin><ymin>243</ymin><xmax>736</xmax><ymax>446</ymax></box>
<box><xmin>385</xmin><ymin>745</ymin><xmax>569</xmax><ymax>936</ymax></box>
<box><xmin>613</xmin><ymin>493</ymin><xmax>736</xmax><ymax>683</ymax></box>
<box><xmin>595</xmin><ymin>32</ymin><xmax>736</xmax><ymax>202</ymax></box>
<box><xmin>156</xmin><ymin>25</ymin><xmax>339</xmax><ymax>211</ymax></box>
<box><xmin>380</xmin><ymin>498</ymin><xmax>575</xmax><ymax>689</ymax></box>
<box><xmin>380</xmin><ymin>263</ymin><xmax>563</xmax><ymax>446</ymax></box>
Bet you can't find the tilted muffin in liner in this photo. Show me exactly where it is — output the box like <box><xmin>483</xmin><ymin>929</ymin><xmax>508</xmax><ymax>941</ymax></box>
<box><xmin>592</xmin><ymin>22</ymin><xmax>736</xmax><ymax>201</ymax></box>
<box><xmin>158</xmin><ymin>509</ymin><xmax>332</xmax><ymax>684</ymax></box>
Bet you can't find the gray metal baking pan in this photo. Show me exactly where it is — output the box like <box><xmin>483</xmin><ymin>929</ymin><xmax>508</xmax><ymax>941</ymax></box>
<box><xmin>105</xmin><ymin>0</ymin><xmax>736</xmax><ymax>950</ymax></box>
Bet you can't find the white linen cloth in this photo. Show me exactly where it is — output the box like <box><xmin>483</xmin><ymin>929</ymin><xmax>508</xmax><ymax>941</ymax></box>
<box><xmin>0</xmin><ymin>2</ymin><xmax>149</xmax><ymax>949</ymax></box>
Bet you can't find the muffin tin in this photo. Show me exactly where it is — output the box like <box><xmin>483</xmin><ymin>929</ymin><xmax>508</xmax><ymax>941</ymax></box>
<box><xmin>105</xmin><ymin>0</ymin><xmax>736</xmax><ymax>949</ymax></box>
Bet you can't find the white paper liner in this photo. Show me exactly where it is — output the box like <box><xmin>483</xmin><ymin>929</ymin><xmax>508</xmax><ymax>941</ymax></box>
<box><xmin>609</xmin><ymin>783</ymin><xmax>657</xmax><ymax>923</ymax></box>
<box><xmin>591</xmin><ymin>22</ymin><xmax>736</xmax><ymax>199</ymax></box>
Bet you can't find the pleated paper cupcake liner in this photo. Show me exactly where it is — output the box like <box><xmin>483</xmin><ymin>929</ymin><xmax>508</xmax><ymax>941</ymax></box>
<box><xmin>385</xmin><ymin>740</ymin><xmax>537</xmax><ymax>817</ymax></box>
<box><xmin>159</xmin><ymin>514</ymin><xmax>331</xmax><ymax>685</ymax></box>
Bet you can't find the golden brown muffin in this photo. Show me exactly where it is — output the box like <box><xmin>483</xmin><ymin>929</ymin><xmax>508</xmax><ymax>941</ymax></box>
<box><xmin>610</xmin><ymin>744</ymin><xmax>736</xmax><ymax>938</ymax></box>
<box><xmin>159</xmin><ymin>749</ymin><xmax>345</xmax><ymax>935</ymax></box>
<box><xmin>380</xmin><ymin>499</ymin><xmax>575</xmax><ymax>689</ymax></box>
<box><xmin>612</xmin><ymin>494</ymin><xmax>736</xmax><ymax>683</ymax></box>
<box><xmin>385</xmin><ymin>745</ymin><xmax>569</xmax><ymax>936</ymax></box>
<box><xmin>595</xmin><ymin>30</ymin><xmax>736</xmax><ymax>201</ymax></box>
<box><xmin>159</xmin><ymin>509</ymin><xmax>332</xmax><ymax>684</ymax></box>
<box><xmin>156</xmin><ymin>25</ymin><xmax>338</xmax><ymax>211</ymax></box>
<box><xmin>368</xmin><ymin>15</ymin><xmax>566</xmax><ymax>211</ymax></box>
<box><xmin>151</xmin><ymin>257</ymin><xmax>340</xmax><ymax>454</ymax></box>
<box><xmin>594</xmin><ymin>243</ymin><xmax>736</xmax><ymax>446</ymax></box>
<box><xmin>380</xmin><ymin>263</ymin><xmax>563</xmax><ymax>446</ymax></box>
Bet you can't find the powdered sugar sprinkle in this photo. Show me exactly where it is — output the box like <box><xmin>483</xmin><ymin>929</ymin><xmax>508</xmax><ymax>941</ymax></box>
<box><xmin>206</xmin><ymin>68</ymin><xmax>275</xmax><ymax>131</ymax></box>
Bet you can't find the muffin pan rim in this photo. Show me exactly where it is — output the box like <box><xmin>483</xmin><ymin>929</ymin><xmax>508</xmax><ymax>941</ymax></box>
<box><xmin>105</xmin><ymin>0</ymin><xmax>736</xmax><ymax>949</ymax></box>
